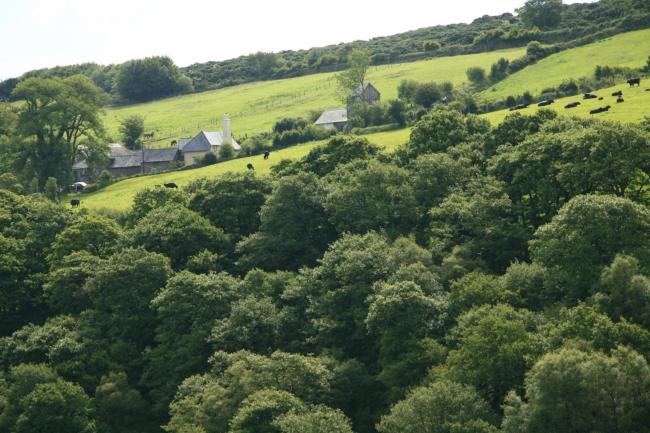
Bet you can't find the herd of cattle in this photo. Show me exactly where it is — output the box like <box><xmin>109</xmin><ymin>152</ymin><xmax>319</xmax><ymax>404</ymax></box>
<box><xmin>510</xmin><ymin>77</ymin><xmax>646</xmax><ymax>115</ymax></box>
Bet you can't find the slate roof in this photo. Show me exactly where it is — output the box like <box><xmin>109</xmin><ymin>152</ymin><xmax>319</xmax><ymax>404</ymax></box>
<box><xmin>144</xmin><ymin>148</ymin><xmax>179</xmax><ymax>163</ymax></box>
<box><xmin>110</xmin><ymin>155</ymin><xmax>143</xmax><ymax>169</ymax></box>
<box><xmin>315</xmin><ymin>108</ymin><xmax>348</xmax><ymax>125</ymax></box>
<box><xmin>73</xmin><ymin>143</ymin><xmax>134</xmax><ymax>171</ymax></box>
<box><xmin>352</xmin><ymin>82</ymin><xmax>380</xmax><ymax>97</ymax></box>
<box><xmin>177</xmin><ymin>138</ymin><xmax>191</xmax><ymax>149</ymax></box>
<box><xmin>108</xmin><ymin>143</ymin><xmax>136</xmax><ymax>157</ymax></box>
<box><xmin>180</xmin><ymin>131</ymin><xmax>240</xmax><ymax>152</ymax></box>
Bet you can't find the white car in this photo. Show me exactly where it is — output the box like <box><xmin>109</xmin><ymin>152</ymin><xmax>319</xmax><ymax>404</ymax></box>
<box><xmin>71</xmin><ymin>182</ymin><xmax>88</xmax><ymax>192</ymax></box>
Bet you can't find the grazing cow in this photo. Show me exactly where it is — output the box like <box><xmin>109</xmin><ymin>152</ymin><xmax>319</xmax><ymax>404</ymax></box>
<box><xmin>70</xmin><ymin>199</ymin><xmax>80</xmax><ymax>208</ymax></box>
<box><xmin>247</xmin><ymin>163</ymin><xmax>254</xmax><ymax>171</ymax></box>
<box><xmin>584</xmin><ymin>93</ymin><xmax>598</xmax><ymax>100</ymax></box>
<box><xmin>143</xmin><ymin>132</ymin><xmax>155</xmax><ymax>139</ymax></box>
<box><xmin>612</xmin><ymin>90</ymin><xmax>623</xmax><ymax>97</ymax></box>
<box><xmin>627</xmin><ymin>78</ymin><xmax>641</xmax><ymax>87</ymax></box>
<box><xmin>164</xmin><ymin>182</ymin><xmax>178</xmax><ymax>189</ymax></box>
<box><xmin>565</xmin><ymin>101</ymin><xmax>581</xmax><ymax>109</ymax></box>
<box><xmin>171</xmin><ymin>140</ymin><xmax>177</xmax><ymax>146</ymax></box>
<box><xmin>509</xmin><ymin>103</ymin><xmax>529</xmax><ymax>111</ymax></box>
<box><xmin>263</xmin><ymin>150</ymin><xmax>270</xmax><ymax>160</ymax></box>
<box><xmin>617</xmin><ymin>96</ymin><xmax>625</xmax><ymax>103</ymax></box>
<box><xmin>598</xmin><ymin>97</ymin><xmax>604</xmax><ymax>100</ymax></box>
<box><xmin>590</xmin><ymin>105</ymin><xmax>611</xmax><ymax>115</ymax></box>
<box><xmin>538</xmin><ymin>99</ymin><xmax>554</xmax><ymax>107</ymax></box>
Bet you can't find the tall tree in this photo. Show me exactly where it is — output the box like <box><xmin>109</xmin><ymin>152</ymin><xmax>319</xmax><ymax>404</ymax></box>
<box><xmin>115</xmin><ymin>56</ymin><xmax>192</xmax><ymax>103</ymax></box>
<box><xmin>503</xmin><ymin>346</ymin><xmax>650</xmax><ymax>433</ymax></box>
<box><xmin>377</xmin><ymin>380</ymin><xmax>498</xmax><ymax>433</ymax></box>
<box><xmin>118</xmin><ymin>115</ymin><xmax>145</xmax><ymax>150</ymax></box>
<box><xmin>518</xmin><ymin>0</ymin><xmax>563</xmax><ymax>30</ymax></box>
<box><xmin>11</xmin><ymin>75</ymin><xmax>106</xmax><ymax>189</ymax></box>
<box><xmin>336</xmin><ymin>49</ymin><xmax>371</xmax><ymax>104</ymax></box>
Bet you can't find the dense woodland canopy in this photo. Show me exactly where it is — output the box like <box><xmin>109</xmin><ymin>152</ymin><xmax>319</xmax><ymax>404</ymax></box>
<box><xmin>1</xmin><ymin>0</ymin><xmax>649</xmax><ymax>103</ymax></box>
<box><xmin>2</xmin><ymin>100</ymin><xmax>650</xmax><ymax>432</ymax></box>
<box><xmin>3</xmin><ymin>1</ymin><xmax>650</xmax><ymax>432</ymax></box>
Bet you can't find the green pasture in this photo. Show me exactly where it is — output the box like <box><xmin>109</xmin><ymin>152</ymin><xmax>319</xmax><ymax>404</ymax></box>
<box><xmin>480</xmin><ymin>28</ymin><xmax>650</xmax><ymax>102</ymax></box>
<box><xmin>483</xmin><ymin>82</ymin><xmax>650</xmax><ymax>124</ymax></box>
<box><xmin>80</xmin><ymin>80</ymin><xmax>650</xmax><ymax>213</ymax></box>
<box><xmin>73</xmin><ymin>128</ymin><xmax>412</xmax><ymax>212</ymax></box>
<box><xmin>102</xmin><ymin>48</ymin><xmax>525</xmax><ymax>144</ymax></box>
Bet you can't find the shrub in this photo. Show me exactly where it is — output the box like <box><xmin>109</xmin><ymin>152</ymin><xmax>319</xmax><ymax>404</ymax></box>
<box><xmin>526</xmin><ymin>41</ymin><xmax>546</xmax><ymax>58</ymax></box>
<box><xmin>423</xmin><ymin>40</ymin><xmax>442</xmax><ymax>52</ymax></box>
<box><xmin>467</xmin><ymin>67</ymin><xmax>487</xmax><ymax>85</ymax></box>
<box><xmin>219</xmin><ymin>142</ymin><xmax>235</xmax><ymax>160</ymax></box>
<box><xmin>200</xmin><ymin>152</ymin><xmax>218</xmax><ymax>166</ymax></box>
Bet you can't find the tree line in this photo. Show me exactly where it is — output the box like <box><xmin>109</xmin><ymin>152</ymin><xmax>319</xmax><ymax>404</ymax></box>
<box><xmin>2</xmin><ymin>0</ymin><xmax>649</xmax><ymax>103</ymax></box>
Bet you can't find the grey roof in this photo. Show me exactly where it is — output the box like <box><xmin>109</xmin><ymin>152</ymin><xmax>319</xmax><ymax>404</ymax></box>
<box><xmin>110</xmin><ymin>155</ymin><xmax>143</xmax><ymax>169</ymax></box>
<box><xmin>177</xmin><ymin>138</ymin><xmax>191</xmax><ymax>149</ymax></box>
<box><xmin>181</xmin><ymin>131</ymin><xmax>240</xmax><ymax>152</ymax></box>
<box><xmin>144</xmin><ymin>148</ymin><xmax>179</xmax><ymax>163</ymax></box>
<box><xmin>108</xmin><ymin>143</ymin><xmax>136</xmax><ymax>157</ymax></box>
<box><xmin>352</xmin><ymin>82</ymin><xmax>380</xmax><ymax>97</ymax></box>
<box><xmin>315</xmin><ymin>108</ymin><xmax>348</xmax><ymax>125</ymax></box>
<box><xmin>73</xmin><ymin>143</ymin><xmax>133</xmax><ymax>170</ymax></box>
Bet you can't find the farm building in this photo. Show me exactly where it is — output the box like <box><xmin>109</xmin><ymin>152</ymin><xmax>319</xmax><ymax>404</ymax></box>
<box><xmin>73</xmin><ymin>143</ymin><xmax>181</xmax><ymax>181</ymax></box>
<box><xmin>314</xmin><ymin>108</ymin><xmax>348</xmax><ymax>131</ymax></box>
<box><xmin>351</xmin><ymin>82</ymin><xmax>381</xmax><ymax>104</ymax></box>
<box><xmin>179</xmin><ymin>114</ymin><xmax>241</xmax><ymax>165</ymax></box>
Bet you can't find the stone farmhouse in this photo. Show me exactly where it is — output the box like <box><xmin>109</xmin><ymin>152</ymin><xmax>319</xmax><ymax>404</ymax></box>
<box><xmin>73</xmin><ymin>114</ymin><xmax>239</xmax><ymax>181</ymax></box>
<box><xmin>178</xmin><ymin>114</ymin><xmax>240</xmax><ymax>164</ymax></box>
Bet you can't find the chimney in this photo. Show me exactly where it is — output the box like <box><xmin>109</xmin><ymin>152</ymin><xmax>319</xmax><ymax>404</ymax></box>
<box><xmin>222</xmin><ymin>114</ymin><xmax>232</xmax><ymax>145</ymax></box>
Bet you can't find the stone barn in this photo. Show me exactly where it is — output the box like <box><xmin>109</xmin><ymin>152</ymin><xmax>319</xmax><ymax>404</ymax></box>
<box><xmin>351</xmin><ymin>82</ymin><xmax>381</xmax><ymax>104</ymax></box>
<box><xmin>314</xmin><ymin>108</ymin><xmax>348</xmax><ymax>131</ymax></box>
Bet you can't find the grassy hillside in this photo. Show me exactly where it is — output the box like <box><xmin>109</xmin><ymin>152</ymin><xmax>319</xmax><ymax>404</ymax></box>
<box><xmin>480</xmin><ymin>29</ymin><xmax>650</xmax><ymax>102</ymax></box>
<box><xmin>82</xmin><ymin>80</ymin><xmax>650</xmax><ymax>212</ymax></box>
<box><xmin>102</xmin><ymin>48</ymin><xmax>525</xmax><ymax>144</ymax></box>
<box><xmin>483</xmin><ymin>82</ymin><xmax>650</xmax><ymax>124</ymax></box>
<box><xmin>73</xmin><ymin>128</ymin><xmax>412</xmax><ymax>211</ymax></box>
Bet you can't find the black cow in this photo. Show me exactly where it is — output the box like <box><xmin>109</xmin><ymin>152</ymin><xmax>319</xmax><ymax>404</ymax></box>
<box><xmin>584</xmin><ymin>93</ymin><xmax>598</xmax><ymax>100</ymax></box>
<box><xmin>627</xmin><ymin>78</ymin><xmax>641</xmax><ymax>87</ymax></box>
<box><xmin>565</xmin><ymin>101</ymin><xmax>581</xmax><ymax>109</ymax></box>
<box><xmin>164</xmin><ymin>182</ymin><xmax>178</xmax><ymax>189</ymax></box>
<box><xmin>612</xmin><ymin>90</ymin><xmax>623</xmax><ymax>97</ymax></box>
<box><xmin>590</xmin><ymin>105</ymin><xmax>611</xmax><ymax>115</ymax></box>
<box><xmin>247</xmin><ymin>163</ymin><xmax>254</xmax><ymax>171</ymax></box>
<box><xmin>538</xmin><ymin>99</ymin><xmax>555</xmax><ymax>107</ymax></box>
<box><xmin>70</xmin><ymin>199</ymin><xmax>80</xmax><ymax>207</ymax></box>
<box><xmin>263</xmin><ymin>150</ymin><xmax>270</xmax><ymax>160</ymax></box>
<box><xmin>617</xmin><ymin>96</ymin><xmax>625</xmax><ymax>103</ymax></box>
<box><xmin>598</xmin><ymin>97</ymin><xmax>604</xmax><ymax>100</ymax></box>
<box><xmin>509</xmin><ymin>104</ymin><xmax>529</xmax><ymax>111</ymax></box>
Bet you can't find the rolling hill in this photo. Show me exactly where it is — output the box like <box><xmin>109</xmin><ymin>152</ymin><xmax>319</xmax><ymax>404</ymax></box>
<box><xmin>82</xmin><ymin>28</ymin><xmax>650</xmax><ymax>213</ymax></box>
<box><xmin>480</xmin><ymin>28</ymin><xmax>650</xmax><ymax>102</ymax></box>
<box><xmin>102</xmin><ymin>47</ymin><xmax>526</xmax><ymax>144</ymax></box>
